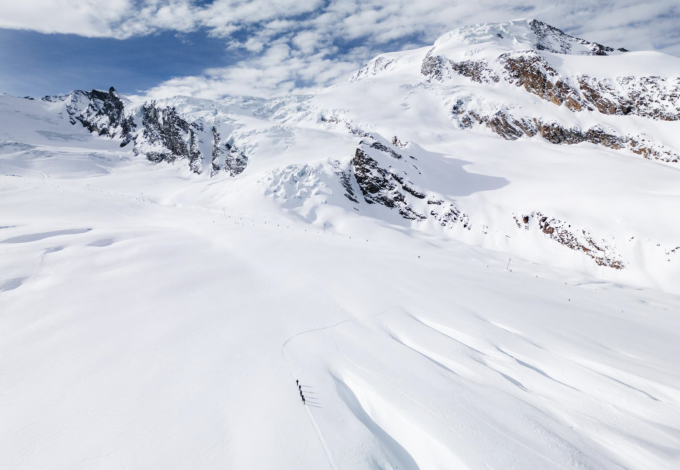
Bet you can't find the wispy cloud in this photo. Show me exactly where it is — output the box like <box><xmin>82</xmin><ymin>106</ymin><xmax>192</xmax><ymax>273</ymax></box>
<box><xmin>2</xmin><ymin>0</ymin><xmax>678</xmax><ymax>98</ymax></box>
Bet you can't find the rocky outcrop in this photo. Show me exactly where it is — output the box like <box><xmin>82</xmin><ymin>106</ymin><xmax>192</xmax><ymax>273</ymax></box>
<box><xmin>501</xmin><ymin>55</ymin><xmax>680</xmax><ymax>120</ymax></box>
<box><xmin>329</xmin><ymin>160</ymin><xmax>359</xmax><ymax>204</ymax></box>
<box><xmin>60</xmin><ymin>90</ymin><xmax>207</xmax><ymax>170</ymax></box>
<box><xmin>139</xmin><ymin>103</ymin><xmax>194</xmax><ymax>163</ymax></box>
<box><xmin>188</xmin><ymin>130</ymin><xmax>202</xmax><ymax>174</ymax></box>
<box><xmin>210</xmin><ymin>126</ymin><xmax>222</xmax><ymax>177</ymax></box>
<box><xmin>422</xmin><ymin>55</ymin><xmax>499</xmax><ymax>84</ymax></box>
<box><xmin>352</xmin><ymin>136</ymin><xmax>426</xmax><ymax>221</ymax></box>
<box><xmin>463</xmin><ymin>109</ymin><xmax>679</xmax><ymax>163</ymax></box>
<box><xmin>421</xmin><ymin>55</ymin><xmax>452</xmax><ymax>82</ymax></box>
<box><xmin>428</xmin><ymin>199</ymin><xmax>470</xmax><ymax>229</ymax></box>
<box><xmin>424</xmin><ymin>35</ymin><xmax>678</xmax><ymax>123</ymax></box>
<box><xmin>351</xmin><ymin>134</ymin><xmax>470</xmax><ymax>228</ymax></box>
<box><xmin>514</xmin><ymin>212</ymin><xmax>623</xmax><ymax>269</ymax></box>
<box><xmin>577</xmin><ymin>75</ymin><xmax>680</xmax><ymax>121</ymax></box>
<box><xmin>527</xmin><ymin>19</ymin><xmax>623</xmax><ymax>56</ymax></box>
<box><xmin>61</xmin><ymin>87</ymin><xmax>136</xmax><ymax>145</ymax></box>
<box><xmin>223</xmin><ymin>141</ymin><xmax>248</xmax><ymax>177</ymax></box>
<box><xmin>499</xmin><ymin>51</ymin><xmax>583</xmax><ymax>110</ymax></box>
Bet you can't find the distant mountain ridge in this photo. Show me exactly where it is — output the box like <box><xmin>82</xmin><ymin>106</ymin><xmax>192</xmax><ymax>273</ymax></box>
<box><xmin>4</xmin><ymin>18</ymin><xmax>680</xmax><ymax>290</ymax></box>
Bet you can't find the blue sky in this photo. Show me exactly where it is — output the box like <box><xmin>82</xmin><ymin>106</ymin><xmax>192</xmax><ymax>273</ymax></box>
<box><xmin>1</xmin><ymin>1</ymin><xmax>678</xmax><ymax>99</ymax></box>
<box><xmin>0</xmin><ymin>29</ymin><xmax>238</xmax><ymax>97</ymax></box>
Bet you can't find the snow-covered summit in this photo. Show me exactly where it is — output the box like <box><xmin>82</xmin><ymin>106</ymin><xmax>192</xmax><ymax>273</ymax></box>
<box><xmin>433</xmin><ymin>19</ymin><xmax>627</xmax><ymax>56</ymax></box>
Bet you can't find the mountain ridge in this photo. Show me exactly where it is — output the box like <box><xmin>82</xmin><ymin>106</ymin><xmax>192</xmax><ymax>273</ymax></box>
<box><xmin>2</xmin><ymin>18</ymin><xmax>680</xmax><ymax>292</ymax></box>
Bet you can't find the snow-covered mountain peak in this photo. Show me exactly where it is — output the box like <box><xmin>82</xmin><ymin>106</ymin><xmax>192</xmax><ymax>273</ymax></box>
<box><xmin>432</xmin><ymin>19</ymin><xmax>626</xmax><ymax>57</ymax></box>
<box><xmin>350</xmin><ymin>19</ymin><xmax>629</xmax><ymax>83</ymax></box>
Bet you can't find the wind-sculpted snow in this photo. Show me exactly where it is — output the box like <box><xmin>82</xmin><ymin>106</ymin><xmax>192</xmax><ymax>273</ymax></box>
<box><xmin>288</xmin><ymin>303</ymin><xmax>680</xmax><ymax>470</ymax></box>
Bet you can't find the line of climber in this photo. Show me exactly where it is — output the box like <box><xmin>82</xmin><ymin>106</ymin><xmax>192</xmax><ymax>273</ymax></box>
<box><xmin>296</xmin><ymin>379</ymin><xmax>305</xmax><ymax>405</ymax></box>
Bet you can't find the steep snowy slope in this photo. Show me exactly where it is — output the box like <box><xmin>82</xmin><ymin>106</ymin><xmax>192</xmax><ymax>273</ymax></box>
<box><xmin>2</xmin><ymin>18</ymin><xmax>680</xmax><ymax>470</ymax></box>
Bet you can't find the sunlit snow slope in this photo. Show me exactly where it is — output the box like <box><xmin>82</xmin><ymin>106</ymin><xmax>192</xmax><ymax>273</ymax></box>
<box><xmin>2</xmin><ymin>19</ymin><xmax>680</xmax><ymax>470</ymax></box>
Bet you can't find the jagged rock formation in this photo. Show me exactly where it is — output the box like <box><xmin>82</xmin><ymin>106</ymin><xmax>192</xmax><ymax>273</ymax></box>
<box><xmin>210</xmin><ymin>126</ymin><xmax>222</xmax><ymax>177</ymax></box>
<box><xmin>54</xmin><ymin>87</ymin><xmax>136</xmax><ymax>145</ymax></box>
<box><xmin>330</xmin><ymin>160</ymin><xmax>359</xmax><ymax>204</ymax></box>
<box><xmin>577</xmin><ymin>75</ymin><xmax>680</xmax><ymax>121</ymax></box>
<box><xmin>525</xmin><ymin>19</ymin><xmax>624</xmax><ymax>55</ymax></box>
<box><xmin>500</xmin><ymin>54</ymin><xmax>680</xmax><ymax>120</ymax></box>
<box><xmin>514</xmin><ymin>212</ymin><xmax>623</xmax><ymax>269</ymax></box>
<box><xmin>427</xmin><ymin>198</ymin><xmax>470</xmax><ymax>229</ymax></box>
<box><xmin>351</xmin><ymin>134</ymin><xmax>471</xmax><ymax>228</ymax></box>
<box><xmin>223</xmin><ymin>142</ymin><xmax>248</xmax><ymax>177</ymax></box>
<box><xmin>55</xmin><ymin>90</ymin><xmax>207</xmax><ymax>170</ymax></box>
<box><xmin>500</xmin><ymin>52</ymin><xmax>582</xmax><ymax>110</ymax></box>
<box><xmin>139</xmin><ymin>103</ymin><xmax>194</xmax><ymax>163</ymax></box>
<box><xmin>188</xmin><ymin>130</ymin><xmax>202</xmax><ymax>174</ymax></box>
<box><xmin>353</xmin><ymin>136</ymin><xmax>426</xmax><ymax>221</ymax></box>
<box><xmin>425</xmin><ymin>44</ymin><xmax>680</xmax><ymax>123</ymax></box>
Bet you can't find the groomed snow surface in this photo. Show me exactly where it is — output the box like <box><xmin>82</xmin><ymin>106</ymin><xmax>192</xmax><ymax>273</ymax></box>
<box><xmin>1</xmin><ymin>128</ymin><xmax>679</xmax><ymax>470</ymax></box>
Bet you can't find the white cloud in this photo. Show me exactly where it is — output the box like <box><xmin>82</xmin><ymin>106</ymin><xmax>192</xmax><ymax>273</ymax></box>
<box><xmin>0</xmin><ymin>0</ymin><xmax>134</xmax><ymax>37</ymax></box>
<box><xmin>145</xmin><ymin>40</ymin><xmax>359</xmax><ymax>99</ymax></box>
<box><xmin>0</xmin><ymin>0</ymin><xmax>203</xmax><ymax>38</ymax></box>
<box><xmin>2</xmin><ymin>0</ymin><xmax>679</xmax><ymax>98</ymax></box>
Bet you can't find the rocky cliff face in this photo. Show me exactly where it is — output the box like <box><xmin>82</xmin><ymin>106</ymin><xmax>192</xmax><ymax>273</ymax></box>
<box><xmin>460</xmin><ymin>110</ymin><xmax>679</xmax><ymax>163</ymax></box>
<box><xmin>353</xmin><ymin>139</ymin><xmax>426</xmax><ymax>221</ymax></box>
<box><xmin>210</xmin><ymin>126</ymin><xmax>222</xmax><ymax>177</ymax></box>
<box><xmin>577</xmin><ymin>75</ymin><xmax>680</xmax><ymax>121</ymax></box>
<box><xmin>352</xmin><ymin>134</ymin><xmax>469</xmax><ymax>228</ymax></box>
<box><xmin>514</xmin><ymin>212</ymin><xmax>623</xmax><ymax>269</ymax></box>
<box><xmin>139</xmin><ymin>102</ymin><xmax>193</xmax><ymax>164</ymax></box>
<box><xmin>52</xmin><ymin>87</ymin><xmax>136</xmax><ymax>145</ymax></box>
<box><xmin>57</xmin><ymin>91</ymin><xmax>255</xmax><ymax>177</ymax></box>
<box><xmin>425</xmin><ymin>44</ymin><xmax>680</xmax><ymax>124</ymax></box>
<box><xmin>223</xmin><ymin>141</ymin><xmax>248</xmax><ymax>177</ymax></box>
<box><xmin>525</xmin><ymin>19</ymin><xmax>624</xmax><ymax>56</ymax></box>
